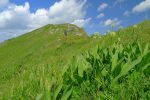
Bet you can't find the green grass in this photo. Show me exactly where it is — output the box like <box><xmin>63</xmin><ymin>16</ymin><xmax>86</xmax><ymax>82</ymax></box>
<box><xmin>0</xmin><ymin>20</ymin><xmax>150</xmax><ymax>99</ymax></box>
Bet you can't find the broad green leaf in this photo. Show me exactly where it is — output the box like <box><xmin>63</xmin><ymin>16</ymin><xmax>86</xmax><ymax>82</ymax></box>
<box><xmin>142</xmin><ymin>63</ymin><xmax>150</xmax><ymax>72</ymax></box>
<box><xmin>54</xmin><ymin>83</ymin><xmax>63</xmax><ymax>99</ymax></box>
<box><xmin>143</xmin><ymin>43</ymin><xmax>150</xmax><ymax>57</ymax></box>
<box><xmin>95</xmin><ymin>77</ymin><xmax>102</xmax><ymax>89</ymax></box>
<box><xmin>118</xmin><ymin>44</ymin><xmax>124</xmax><ymax>53</ymax></box>
<box><xmin>113</xmin><ymin>56</ymin><xmax>142</xmax><ymax>83</ymax></box>
<box><xmin>77</xmin><ymin>55</ymin><xmax>90</xmax><ymax>77</ymax></box>
<box><xmin>61</xmin><ymin>87</ymin><xmax>73</xmax><ymax>100</ymax></box>
<box><xmin>111</xmin><ymin>50</ymin><xmax>118</xmax><ymax>72</ymax></box>
<box><xmin>101</xmin><ymin>68</ymin><xmax>107</xmax><ymax>77</ymax></box>
<box><xmin>137</xmin><ymin>42</ymin><xmax>142</xmax><ymax>55</ymax></box>
<box><xmin>77</xmin><ymin>57</ymin><xmax>84</xmax><ymax>77</ymax></box>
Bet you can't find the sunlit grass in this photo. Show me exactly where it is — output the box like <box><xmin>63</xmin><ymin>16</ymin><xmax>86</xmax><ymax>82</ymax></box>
<box><xmin>0</xmin><ymin>20</ymin><xmax>150</xmax><ymax>99</ymax></box>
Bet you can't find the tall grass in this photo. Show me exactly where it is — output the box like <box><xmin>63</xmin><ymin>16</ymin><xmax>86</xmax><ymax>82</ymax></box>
<box><xmin>2</xmin><ymin>42</ymin><xmax>150</xmax><ymax>100</ymax></box>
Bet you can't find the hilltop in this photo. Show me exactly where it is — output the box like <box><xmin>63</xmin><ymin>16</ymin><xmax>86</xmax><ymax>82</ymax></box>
<box><xmin>0</xmin><ymin>20</ymin><xmax>150</xmax><ymax>99</ymax></box>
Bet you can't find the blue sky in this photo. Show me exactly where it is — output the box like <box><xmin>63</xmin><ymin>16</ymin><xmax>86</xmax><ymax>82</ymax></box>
<box><xmin>85</xmin><ymin>0</ymin><xmax>150</xmax><ymax>34</ymax></box>
<box><xmin>0</xmin><ymin>0</ymin><xmax>150</xmax><ymax>42</ymax></box>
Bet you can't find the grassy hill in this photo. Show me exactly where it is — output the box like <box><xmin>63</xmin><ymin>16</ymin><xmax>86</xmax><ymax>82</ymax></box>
<box><xmin>0</xmin><ymin>20</ymin><xmax>150</xmax><ymax>99</ymax></box>
<box><xmin>0</xmin><ymin>23</ymin><xmax>98</xmax><ymax>98</ymax></box>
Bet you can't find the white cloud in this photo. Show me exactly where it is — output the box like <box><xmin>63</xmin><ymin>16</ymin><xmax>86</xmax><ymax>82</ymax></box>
<box><xmin>0</xmin><ymin>0</ymin><xmax>87</xmax><ymax>29</ymax></box>
<box><xmin>0</xmin><ymin>2</ymin><xmax>31</xmax><ymax>29</ymax></box>
<box><xmin>133</xmin><ymin>0</ymin><xmax>150</xmax><ymax>13</ymax></box>
<box><xmin>0</xmin><ymin>0</ymin><xmax>88</xmax><ymax>42</ymax></box>
<box><xmin>97</xmin><ymin>3</ymin><xmax>108</xmax><ymax>12</ymax></box>
<box><xmin>72</xmin><ymin>18</ymin><xmax>91</xmax><ymax>27</ymax></box>
<box><xmin>97</xmin><ymin>13</ymin><xmax>105</xmax><ymax>19</ymax></box>
<box><xmin>102</xmin><ymin>18</ymin><xmax>122</xmax><ymax>26</ymax></box>
<box><xmin>29</xmin><ymin>8</ymin><xmax>50</xmax><ymax>28</ymax></box>
<box><xmin>114</xmin><ymin>0</ymin><xmax>126</xmax><ymax>6</ymax></box>
<box><xmin>124</xmin><ymin>11</ymin><xmax>130</xmax><ymax>16</ymax></box>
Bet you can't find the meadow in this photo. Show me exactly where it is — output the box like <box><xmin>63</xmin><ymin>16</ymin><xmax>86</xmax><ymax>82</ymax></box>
<box><xmin>0</xmin><ymin>20</ymin><xmax>150</xmax><ymax>99</ymax></box>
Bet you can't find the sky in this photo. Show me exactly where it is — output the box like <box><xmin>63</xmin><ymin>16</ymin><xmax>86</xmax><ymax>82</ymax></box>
<box><xmin>0</xmin><ymin>0</ymin><xmax>150</xmax><ymax>42</ymax></box>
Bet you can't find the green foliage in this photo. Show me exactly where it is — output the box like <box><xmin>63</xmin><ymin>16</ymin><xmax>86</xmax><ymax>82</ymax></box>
<box><xmin>0</xmin><ymin>20</ymin><xmax>150</xmax><ymax>99</ymax></box>
<box><xmin>2</xmin><ymin>42</ymin><xmax>149</xmax><ymax>100</ymax></box>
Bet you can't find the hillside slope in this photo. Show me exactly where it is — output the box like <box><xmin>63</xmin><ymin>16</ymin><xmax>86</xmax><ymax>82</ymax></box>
<box><xmin>0</xmin><ymin>23</ymin><xmax>95</xmax><ymax>96</ymax></box>
<box><xmin>98</xmin><ymin>20</ymin><xmax>150</xmax><ymax>46</ymax></box>
<box><xmin>0</xmin><ymin>20</ymin><xmax>150</xmax><ymax>99</ymax></box>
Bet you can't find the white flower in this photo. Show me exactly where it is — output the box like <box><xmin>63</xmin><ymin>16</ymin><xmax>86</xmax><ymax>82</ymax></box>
<box><xmin>110</xmin><ymin>32</ymin><xmax>116</xmax><ymax>36</ymax></box>
<box><xmin>99</xmin><ymin>36</ymin><xmax>102</xmax><ymax>39</ymax></box>
<box><xmin>93</xmin><ymin>36</ymin><xmax>97</xmax><ymax>39</ymax></box>
<box><xmin>133</xmin><ymin>25</ymin><xmax>137</xmax><ymax>28</ymax></box>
